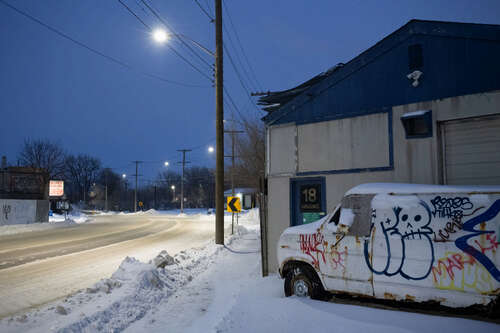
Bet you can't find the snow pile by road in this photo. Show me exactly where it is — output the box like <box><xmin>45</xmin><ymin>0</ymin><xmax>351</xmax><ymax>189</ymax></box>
<box><xmin>1</xmin><ymin>208</ymin><xmax>496</xmax><ymax>333</ymax></box>
<box><xmin>49</xmin><ymin>211</ymin><xmax>90</xmax><ymax>224</ymax></box>
<box><xmin>0</xmin><ymin>211</ymin><xmax>91</xmax><ymax>236</ymax></box>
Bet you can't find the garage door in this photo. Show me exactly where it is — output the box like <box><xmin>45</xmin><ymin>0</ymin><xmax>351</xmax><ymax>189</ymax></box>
<box><xmin>441</xmin><ymin>114</ymin><xmax>500</xmax><ymax>185</ymax></box>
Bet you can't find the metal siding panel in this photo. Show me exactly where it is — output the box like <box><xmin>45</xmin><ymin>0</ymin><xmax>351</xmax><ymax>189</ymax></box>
<box><xmin>298</xmin><ymin>113</ymin><xmax>390</xmax><ymax>173</ymax></box>
<box><xmin>269</xmin><ymin>125</ymin><xmax>296</xmax><ymax>175</ymax></box>
<box><xmin>444</xmin><ymin>114</ymin><xmax>500</xmax><ymax>185</ymax></box>
<box><xmin>266</xmin><ymin>29</ymin><xmax>500</xmax><ymax>127</ymax></box>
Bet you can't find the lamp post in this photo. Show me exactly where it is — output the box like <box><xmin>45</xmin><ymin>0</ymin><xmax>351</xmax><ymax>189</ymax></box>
<box><xmin>171</xmin><ymin>185</ymin><xmax>176</xmax><ymax>207</ymax></box>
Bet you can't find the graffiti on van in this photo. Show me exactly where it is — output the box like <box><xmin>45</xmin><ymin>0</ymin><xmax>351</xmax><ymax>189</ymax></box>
<box><xmin>430</xmin><ymin>196</ymin><xmax>473</xmax><ymax>219</ymax></box>
<box><xmin>455</xmin><ymin>199</ymin><xmax>500</xmax><ymax>283</ymax></box>
<box><xmin>364</xmin><ymin>201</ymin><xmax>435</xmax><ymax>280</ymax></box>
<box><xmin>299</xmin><ymin>232</ymin><xmax>326</xmax><ymax>269</ymax></box>
<box><xmin>432</xmin><ymin>251</ymin><xmax>495</xmax><ymax>293</ymax></box>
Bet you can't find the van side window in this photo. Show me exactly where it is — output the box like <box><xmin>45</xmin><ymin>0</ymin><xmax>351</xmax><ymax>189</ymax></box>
<box><xmin>328</xmin><ymin>207</ymin><xmax>341</xmax><ymax>225</ymax></box>
<box><xmin>341</xmin><ymin>194</ymin><xmax>375</xmax><ymax>237</ymax></box>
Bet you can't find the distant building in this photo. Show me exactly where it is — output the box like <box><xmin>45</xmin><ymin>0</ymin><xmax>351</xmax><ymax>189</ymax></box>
<box><xmin>0</xmin><ymin>157</ymin><xmax>49</xmax><ymax>225</ymax></box>
<box><xmin>259</xmin><ymin>20</ymin><xmax>500</xmax><ymax>273</ymax></box>
<box><xmin>224</xmin><ymin>187</ymin><xmax>257</xmax><ymax>210</ymax></box>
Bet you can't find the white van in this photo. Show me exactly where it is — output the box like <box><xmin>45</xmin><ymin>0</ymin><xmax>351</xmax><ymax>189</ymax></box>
<box><xmin>277</xmin><ymin>183</ymin><xmax>500</xmax><ymax>311</ymax></box>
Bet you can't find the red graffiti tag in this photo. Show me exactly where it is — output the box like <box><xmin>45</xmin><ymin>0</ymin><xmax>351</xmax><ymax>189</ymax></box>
<box><xmin>474</xmin><ymin>234</ymin><xmax>500</xmax><ymax>254</ymax></box>
<box><xmin>432</xmin><ymin>252</ymin><xmax>476</xmax><ymax>283</ymax></box>
<box><xmin>299</xmin><ymin>232</ymin><xmax>326</xmax><ymax>269</ymax></box>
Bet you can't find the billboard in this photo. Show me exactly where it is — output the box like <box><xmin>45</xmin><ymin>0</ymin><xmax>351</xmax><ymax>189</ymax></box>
<box><xmin>49</xmin><ymin>180</ymin><xmax>64</xmax><ymax>197</ymax></box>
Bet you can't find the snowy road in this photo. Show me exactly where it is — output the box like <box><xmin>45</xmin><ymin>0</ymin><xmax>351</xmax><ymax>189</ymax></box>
<box><xmin>0</xmin><ymin>213</ymin><xmax>216</xmax><ymax>318</ymax></box>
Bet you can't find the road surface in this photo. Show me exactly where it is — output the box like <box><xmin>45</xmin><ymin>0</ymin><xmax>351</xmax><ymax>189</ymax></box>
<box><xmin>0</xmin><ymin>213</ymin><xmax>216</xmax><ymax>318</ymax></box>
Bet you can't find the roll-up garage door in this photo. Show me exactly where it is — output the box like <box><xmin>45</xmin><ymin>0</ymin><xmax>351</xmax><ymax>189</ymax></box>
<box><xmin>441</xmin><ymin>114</ymin><xmax>500</xmax><ymax>185</ymax></box>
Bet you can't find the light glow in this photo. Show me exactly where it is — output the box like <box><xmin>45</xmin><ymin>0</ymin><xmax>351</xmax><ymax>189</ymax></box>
<box><xmin>208</xmin><ymin>146</ymin><xmax>215</xmax><ymax>153</ymax></box>
<box><xmin>164</xmin><ymin>161</ymin><xmax>169</xmax><ymax>166</ymax></box>
<box><xmin>152</xmin><ymin>28</ymin><xmax>169</xmax><ymax>43</ymax></box>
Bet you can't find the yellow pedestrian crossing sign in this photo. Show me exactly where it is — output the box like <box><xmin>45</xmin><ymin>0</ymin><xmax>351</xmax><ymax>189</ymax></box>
<box><xmin>227</xmin><ymin>196</ymin><xmax>241</xmax><ymax>213</ymax></box>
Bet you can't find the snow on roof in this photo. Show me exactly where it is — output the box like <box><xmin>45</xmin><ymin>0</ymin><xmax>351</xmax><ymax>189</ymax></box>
<box><xmin>401</xmin><ymin>110</ymin><xmax>431</xmax><ymax>118</ymax></box>
<box><xmin>345</xmin><ymin>183</ymin><xmax>500</xmax><ymax>195</ymax></box>
<box><xmin>224</xmin><ymin>187</ymin><xmax>257</xmax><ymax>195</ymax></box>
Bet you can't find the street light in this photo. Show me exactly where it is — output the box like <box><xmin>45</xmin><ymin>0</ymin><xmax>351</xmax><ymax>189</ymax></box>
<box><xmin>152</xmin><ymin>28</ymin><xmax>169</xmax><ymax>43</ymax></box>
<box><xmin>151</xmin><ymin>28</ymin><xmax>215</xmax><ymax>57</ymax></box>
<box><xmin>164</xmin><ymin>161</ymin><xmax>169</xmax><ymax>167</ymax></box>
<box><xmin>122</xmin><ymin>174</ymin><xmax>126</xmax><ymax>179</ymax></box>
<box><xmin>208</xmin><ymin>146</ymin><xmax>215</xmax><ymax>153</ymax></box>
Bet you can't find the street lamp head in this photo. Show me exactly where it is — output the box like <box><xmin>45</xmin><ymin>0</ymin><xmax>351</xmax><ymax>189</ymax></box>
<box><xmin>122</xmin><ymin>174</ymin><xmax>126</xmax><ymax>179</ymax></box>
<box><xmin>208</xmin><ymin>146</ymin><xmax>215</xmax><ymax>153</ymax></box>
<box><xmin>171</xmin><ymin>185</ymin><xmax>175</xmax><ymax>190</ymax></box>
<box><xmin>164</xmin><ymin>161</ymin><xmax>169</xmax><ymax>167</ymax></box>
<box><xmin>152</xmin><ymin>28</ymin><xmax>169</xmax><ymax>44</ymax></box>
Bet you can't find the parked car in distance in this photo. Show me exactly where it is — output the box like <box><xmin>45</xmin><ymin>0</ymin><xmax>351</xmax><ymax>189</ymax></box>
<box><xmin>278</xmin><ymin>183</ymin><xmax>500</xmax><ymax>311</ymax></box>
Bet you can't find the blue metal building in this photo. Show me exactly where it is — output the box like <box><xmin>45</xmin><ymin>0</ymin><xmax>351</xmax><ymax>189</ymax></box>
<box><xmin>260</xmin><ymin>20</ymin><xmax>500</xmax><ymax>273</ymax></box>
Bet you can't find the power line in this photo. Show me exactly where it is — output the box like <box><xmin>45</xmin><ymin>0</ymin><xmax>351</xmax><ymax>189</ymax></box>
<box><xmin>118</xmin><ymin>0</ymin><xmax>150</xmax><ymax>30</ymax></box>
<box><xmin>224</xmin><ymin>44</ymin><xmax>260</xmax><ymax>112</ymax></box>
<box><xmin>221</xmin><ymin>14</ymin><xmax>258</xmax><ymax>94</ymax></box>
<box><xmin>193</xmin><ymin>0</ymin><xmax>214</xmax><ymax>22</ymax></box>
<box><xmin>140</xmin><ymin>0</ymin><xmax>214</xmax><ymax>71</ymax></box>
<box><xmin>116</xmin><ymin>0</ymin><xmax>213</xmax><ymax>82</ymax></box>
<box><xmin>222</xmin><ymin>0</ymin><xmax>262</xmax><ymax>91</ymax></box>
<box><xmin>0</xmin><ymin>0</ymin><xmax>206</xmax><ymax>88</ymax></box>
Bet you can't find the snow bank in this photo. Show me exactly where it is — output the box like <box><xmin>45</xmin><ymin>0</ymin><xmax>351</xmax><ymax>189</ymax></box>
<box><xmin>0</xmin><ymin>210</ymin><xmax>91</xmax><ymax>236</ymax></box>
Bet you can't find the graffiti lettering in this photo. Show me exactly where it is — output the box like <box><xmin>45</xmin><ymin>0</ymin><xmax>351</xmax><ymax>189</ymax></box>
<box><xmin>2</xmin><ymin>205</ymin><xmax>11</xmax><ymax>220</ymax></box>
<box><xmin>430</xmin><ymin>196</ymin><xmax>473</xmax><ymax>219</ymax></box>
<box><xmin>432</xmin><ymin>251</ymin><xmax>494</xmax><ymax>293</ymax></box>
<box><xmin>299</xmin><ymin>232</ymin><xmax>326</xmax><ymax>269</ymax></box>
<box><xmin>455</xmin><ymin>199</ymin><xmax>500</xmax><ymax>283</ymax></box>
<box><xmin>433</xmin><ymin>219</ymin><xmax>463</xmax><ymax>242</ymax></box>
<box><xmin>364</xmin><ymin>201</ymin><xmax>435</xmax><ymax>280</ymax></box>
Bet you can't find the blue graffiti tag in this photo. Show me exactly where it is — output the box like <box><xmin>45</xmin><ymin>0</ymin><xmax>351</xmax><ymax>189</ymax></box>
<box><xmin>455</xmin><ymin>199</ymin><xmax>500</xmax><ymax>283</ymax></box>
<box><xmin>364</xmin><ymin>201</ymin><xmax>435</xmax><ymax>280</ymax></box>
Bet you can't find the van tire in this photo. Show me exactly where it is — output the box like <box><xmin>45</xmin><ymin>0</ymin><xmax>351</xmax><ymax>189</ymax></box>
<box><xmin>284</xmin><ymin>265</ymin><xmax>326</xmax><ymax>300</ymax></box>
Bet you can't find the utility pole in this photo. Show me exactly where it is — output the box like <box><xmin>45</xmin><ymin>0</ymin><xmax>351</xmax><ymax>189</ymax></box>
<box><xmin>154</xmin><ymin>183</ymin><xmax>157</xmax><ymax>210</ymax></box>
<box><xmin>105</xmin><ymin>171</ymin><xmax>108</xmax><ymax>212</ymax></box>
<box><xmin>177</xmin><ymin>149</ymin><xmax>191</xmax><ymax>214</ymax></box>
<box><xmin>215</xmin><ymin>0</ymin><xmax>224</xmax><ymax>245</ymax></box>
<box><xmin>132</xmin><ymin>161</ymin><xmax>143</xmax><ymax>212</ymax></box>
<box><xmin>224</xmin><ymin>127</ymin><xmax>243</xmax><ymax>235</ymax></box>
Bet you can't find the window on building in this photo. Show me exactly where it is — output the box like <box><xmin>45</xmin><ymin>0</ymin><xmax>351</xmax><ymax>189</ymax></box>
<box><xmin>401</xmin><ymin>110</ymin><xmax>433</xmax><ymax>139</ymax></box>
<box><xmin>408</xmin><ymin>44</ymin><xmax>423</xmax><ymax>70</ymax></box>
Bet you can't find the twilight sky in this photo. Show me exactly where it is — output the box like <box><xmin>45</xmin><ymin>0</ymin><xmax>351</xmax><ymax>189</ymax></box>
<box><xmin>1</xmin><ymin>0</ymin><xmax>499</xmax><ymax>183</ymax></box>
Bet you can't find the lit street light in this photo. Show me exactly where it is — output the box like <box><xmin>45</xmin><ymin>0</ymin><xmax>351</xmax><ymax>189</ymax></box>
<box><xmin>122</xmin><ymin>173</ymin><xmax>126</xmax><ymax>179</ymax></box>
<box><xmin>164</xmin><ymin>161</ymin><xmax>169</xmax><ymax>167</ymax></box>
<box><xmin>208</xmin><ymin>146</ymin><xmax>214</xmax><ymax>153</ymax></box>
<box><xmin>152</xmin><ymin>28</ymin><xmax>169</xmax><ymax>43</ymax></box>
<box><xmin>151</xmin><ymin>28</ymin><xmax>215</xmax><ymax>57</ymax></box>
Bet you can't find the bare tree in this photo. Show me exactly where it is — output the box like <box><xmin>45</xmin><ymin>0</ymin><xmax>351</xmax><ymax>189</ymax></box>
<box><xmin>64</xmin><ymin>154</ymin><xmax>101</xmax><ymax>205</ymax></box>
<box><xmin>18</xmin><ymin>138</ymin><xmax>66</xmax><ymax>179</ymax></box>
<box><xmin>232</xmin><ymin>116</ymin><xmax>265</xmax><ymax>189</ymax></box>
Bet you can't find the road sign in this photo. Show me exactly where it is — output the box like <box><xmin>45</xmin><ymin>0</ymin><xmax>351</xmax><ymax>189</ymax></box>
<box><xmin>138</xmin><ymin>201</ymin><xmax>144</xmax><ymax>207</ymax></box>
<box><xmin>49</xmin><ymin>180</ymin><xmax>64</xmax><ymax>197</ymax></box>
<box><xmin>227</xmin><ymin>196</ymin><xmax>241</xmax><ymax>213</ymax></box>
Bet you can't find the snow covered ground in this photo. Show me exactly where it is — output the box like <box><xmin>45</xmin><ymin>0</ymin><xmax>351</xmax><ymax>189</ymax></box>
<box><xmin>0</xmin><ymin>208</ymin><xmax>497</xmax><ymax>332</ymax></box>
<box><xmin>0</xmin><ymin>208</ymin><xmax>218</xmax><ymax>237</ymax></box>
<box><xmin>0</xmin><ymin>211</ymin><xmax>91</xmax><ymax>236</ymax></box>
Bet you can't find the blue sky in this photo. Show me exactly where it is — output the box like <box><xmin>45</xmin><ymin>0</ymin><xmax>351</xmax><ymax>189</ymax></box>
<box><xmin>1</xmin><ymin>0</ymin><xmax>499</xmax><ymax>182</ymax></box>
